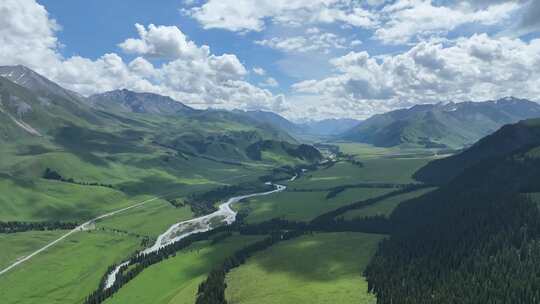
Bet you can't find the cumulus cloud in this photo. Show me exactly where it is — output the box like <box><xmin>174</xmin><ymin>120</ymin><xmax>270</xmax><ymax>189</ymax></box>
<box><xmin>118</xmin><ymin>23</ymin><xmax>207</xmax><ymax>59</ymax></box>
<box><xmin>185</xmin><ymin>0</ymin><xmax>377</xmax><ymax>32</ymax></box>
<box><xmin>374</xmin><ymin>0</ymin><xmax>519</xmax><ymax>44</ymax></box>
<box><xmin>0</xmin><ymin>0</ymin><xmax>283</xmax><ymax>113</ymax></box>
<box><xmin>256</xmin><ymin>31</ymin><xmax>347</xmax><ymax>53</ymax></box>
<box><xmin>291</xmin><ymin>34</ymin><xmax>540</xmax><ymax>119</ymax></box>
<box><xmin>0</xmin><ymin>0</ymin><xmax>60</xmax><ymax>69</ymax></box>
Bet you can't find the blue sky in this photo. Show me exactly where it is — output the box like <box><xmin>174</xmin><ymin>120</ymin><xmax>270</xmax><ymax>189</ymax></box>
<box><xmin>1</xmin><ymin>0</ymin><xmax>540</xmax><ymax>120</ymax></box>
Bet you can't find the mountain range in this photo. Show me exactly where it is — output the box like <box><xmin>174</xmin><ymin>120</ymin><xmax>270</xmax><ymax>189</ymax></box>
<box><xmin>237</xmin><ymin>110</ymin><xmax>361</xmax><ymax>141</ymax></box>
<box><xmin>342</xmin><ymin>99</ymin><xmax>540</xmax><ymax>148</ymax></box>
<box><xmin>0</xmin><ymin>65</ymin><xmax>321</xmax><ymax>180</ymax></box>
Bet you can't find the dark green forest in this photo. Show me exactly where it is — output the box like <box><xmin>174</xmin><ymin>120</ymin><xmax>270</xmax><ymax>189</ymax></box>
<box><xmin>365</xmin><ymin>120</ymin><xmax>540</xmax><ymax>303</ymax></box>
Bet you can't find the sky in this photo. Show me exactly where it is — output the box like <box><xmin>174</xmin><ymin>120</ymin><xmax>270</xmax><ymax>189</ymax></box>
<box><xmin>1</xmin><ymin>0</ymin><xmax>540</xmax><ymax>121</ymax></box>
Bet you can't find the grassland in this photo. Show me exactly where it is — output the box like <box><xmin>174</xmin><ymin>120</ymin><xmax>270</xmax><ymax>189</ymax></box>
<box><xmin>225</xmin><ymin>232</ymin><xmax>384</xmax><ymax>304</ymax></box>
<box><xmin>96</xmin><ymin>199</ymin><xmax>194</xmax><ymax>238</ymax></box>
<box><xmin>0</xmin><ymin>230</ymin><xmax>140</xmax><ymax>304</ymax></box>
<box><xmin>104</xmin><ymin>235</ymin><xmax>263</xmax><ymax>304</ymax></box>
<box><xmin>290</xmin><ymin>158</ymin><xmax>430</xmax><ymax>190</ymax></box>
<box><xmin>0</xmin><ymin>230</ymin><xmax>67</xmax><ymax>269</ymax></box>
<box><xmin>0</xmin><ymin>135</ymin><xmax>271</xmax><ymax>223</ymax></box>
<box><xmin>0</xmin><ymin>140</ymin><xmax>438</xmax><ymax>304</ymax></box>
<box><xmin>342</xmin><ymin>187</ymin><xmax>437</xmax><ymax>219</ymax></box>
<box><xmin>237</xmin><ymin>151</ymin><xmax>434</xmax><ymax>224</ymax></box>
<box><xmin>239</xmin><ymin>187</ymin><xmax>391</xmax><ymax>223</ymax></box>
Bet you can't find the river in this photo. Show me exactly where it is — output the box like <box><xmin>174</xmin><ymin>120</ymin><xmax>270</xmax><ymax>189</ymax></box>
<box><xmin>104</xmin><ymin>182</ymin><xmax>287</xmax><ymax>289</ymax></box>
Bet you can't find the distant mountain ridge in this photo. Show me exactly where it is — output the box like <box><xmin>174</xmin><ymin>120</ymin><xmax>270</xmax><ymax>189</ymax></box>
<box><xmin>238</xmin><ymin>110</ymin><xmax>361</xmax><ymax>140</ymax></box>
<box><xmin>0</xmin><ymin>65</ymin><xmax>315</xmax><ymax>165</ymax></box>
<box><xmin>341</xmin><ymin>98</ymin><xmax>540</xmax><ymax>148</ymax></box>
<box><xmin>88</xmin><ymin>89</ymin><xmax>194</xmax><ymax>115</ymax></box>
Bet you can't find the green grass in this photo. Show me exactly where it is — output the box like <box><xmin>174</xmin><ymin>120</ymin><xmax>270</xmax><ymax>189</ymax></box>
<box><xmin>104</xmin><ymin>235</ymin><xmax>263</xmax><ymax>304</ymax></box>
<box><xmin>0</xmin><ymin>230</ymin><xmax>67</xmax><ymax>269</ymax></box>
<box><xmin>0</xmin><ymin>230</ymin><xmax>140</xmax><ymax>304</ymax></box>
<box><xmin>342</xmin><ymin>187</ymin><xmax>437</xmax><ymax>219</ymax></box>
<box><xmin>291</xmin><ymin>158</ymin><xmax>430</xmax><ymax>190</ymax></box>
<box><xmin>335</xmin><ymin>142</ymin><xmax>444</xmax><ymax>159</ymax></box>
<box><xmin>239</xmin><ymin>187</ymin><xmax>391</xmax><ymax>223</ymax></box>
<box><xmin>225</xmin><ymin>232</ymin><xmax>384</xmax><ymax>304</ymax></box>
<box><xmin>0</xmin><ymin>177</ymin><xmax>138</xmax><ymax>222</ymax></box>
<box><xmin>97</xmin><ymin>199</ymin><xmax>193</xmax><ymax>238</ymax></box>
<box><xmin>0</xmin><ymin>146</ymin><xmax>270</xmax><ymax>223</ymax></box>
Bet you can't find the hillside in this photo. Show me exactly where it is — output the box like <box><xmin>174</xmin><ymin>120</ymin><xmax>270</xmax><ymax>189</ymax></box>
<box><xmin>365</xmin><ymin>119</ymin><xmax>540</xmax><ymax>303</ymax></box>
<box><xmin>342</xmin><ymin>98</ymin><xmax>540</xmax><ymax>148</ymax></box>
<box><xmin>0</xmin><ymin>76</ymin><xmax>111</xmax><ymax>141</ymax></box>
<box><xmin>0</xmin><ymin>66</ymin><xmax>320</xmax><ymax>222</ymax></box>
<box><xmin>414</xmin><ymin>119</ymin><xmax>540</xmax><ymax>184</ymax></box>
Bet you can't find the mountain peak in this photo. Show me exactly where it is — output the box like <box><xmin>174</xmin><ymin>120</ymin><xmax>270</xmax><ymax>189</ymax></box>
<box><xmin>88</xmin><ymin>89</ymin><xmax>193</xmax><ymax>115</ymax></box>
<box><xmin>0</xmin><ymin>65</ymin><xmax>83</xmax><ymax>101</ymax></box>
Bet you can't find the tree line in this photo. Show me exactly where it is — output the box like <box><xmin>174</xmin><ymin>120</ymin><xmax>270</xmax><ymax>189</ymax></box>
<box><xmin>196</xmin><ymin>230</ymin><xmax>306</xmax><ymax>304</ymax></box>
<box><xmin>313</xmin><ymin>183</ymin><xmax>433</xmax><ymax>223</ymax></box>
<box><xmin>0</xmin><ymin>221</ymin><xmax>78</xmax><ymax>233</ymax></box>
<box><xmin>43</xmin><ymin>168</ymin><xmax>114</xmax><ymax>189</ymax></box>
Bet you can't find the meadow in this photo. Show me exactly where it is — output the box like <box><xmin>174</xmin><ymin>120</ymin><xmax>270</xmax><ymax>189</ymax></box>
<box><xmin>238</xmin><ymin>150</ymin><xmax>434</xmax><ymax>224</ymax></box>
<box><xmin>290</xmin><ymin>158</ymin><xmax>430</xmax><ymax>190</ymax></box>
<box><xmin>225</xmin><ymin>232</ymin><xmax>384</xmax><ymax>304</ymax></box>
<box><xmin>342</xmin><ymin>187</ymin><xmax>437</xmax><ymax>219</ymax></box>
<box><xmin>238</xmin><ymin>187</ymin><xmax>391</xmax><ymax>223</ymax></box>
<box><xmin>104</xmin><ymin>234</ymin><xmax>263</xmax><ymax>304</ymax></box>
<box><xmin>0</xmin><ymin>230</ymin><xmax>140</xmax><ymax>304</ymax></box>
<box><xmin>0</xmin><ymin>141</ymin><xmax>438</xmax><ymax>304</ymax></box>
<box><xmin>0</xmin><ymin>230</ymin><xmax>67</xmax><ymax>270</ymax></box>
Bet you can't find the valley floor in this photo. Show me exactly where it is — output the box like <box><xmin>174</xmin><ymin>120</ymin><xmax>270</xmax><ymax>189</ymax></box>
<box><xmin>0</xmin><ymin>143</ymin><xmax>439</xmax><ymax>304</ymax></box>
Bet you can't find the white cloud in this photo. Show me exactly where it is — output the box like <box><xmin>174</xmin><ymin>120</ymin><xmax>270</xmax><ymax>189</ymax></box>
<box><xmin>350</xmin><ymin>39</ymin><xmax>362</xmax><ymax>47</ymax></box>
<box><xmin>0</xmin><ymin>0</ymin><xmax>282</xmax><ymax>113</ymax></box>
<box><xmin>259</xmin><ymin>77</ymin><xmax>279</xmax><ymax>87</ymax></box>
<box><xmin>252</xmin><ymin>67</ymin><xmax>266</xmax><ymax>75</ymax></box>
<box><xmin>185</xmin><ymin>0</ymin><xmax>377</xmax><ymax>32</ymax></box>
<box><xmin>374</xmin><ymin>0</ymin><xmax>519</xmax><ymax>44</ymax></box>
<box><xmin>256</xmin><ymin>32</ymin><xmax>347</xmax><ymax>53</ymax></box>
<box><xmin>0</xmin><ymin>0</ymin><xmax>60</xmax><ymax>69</ymax></box>
<box><xmin>118</xmin><ymin>23</ymin><xmax>207</xmax><ymax>60</ymax></box>
<box><xmin>291</xmin><ymin>34</ymin><xmax>540</xmax><ymax>119</ymax></box>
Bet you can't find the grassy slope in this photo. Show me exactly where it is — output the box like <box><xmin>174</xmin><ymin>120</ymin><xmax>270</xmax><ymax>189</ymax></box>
<box><xmin>104</xmin><ymin>235</ymin><xmax>263</xmax><ymax>304</ymax></box>
<box><xmin>0</xmin><ymin>230</ymin><xmax>67</xmax><ymax>269</ymax></box>
<box><xmin>226</xmin><ymin>232</ymin><xmax>384</xmax><ymax>304</ymax></box>
<box><xmin>291</xmin><ymin>158</ymin><xmax>429</xmax><ymax>190</ymax></box>
<box><xmin>0</xmin><ymin>177</ymin><xmax>137</xmax><ymax>222</ymax></box>
<box><xmin>0</xmin><ymin>230</ymin><xmax>140</xmax><ymax>304</ymax></box>
<box><xmin>342</xmin><ymin>187</ymin><xmax>437</xmax><ymax>219</ymax></box>
<box><xmin>240</xmin><ymin>187</ymin><xmax>391</xmax><ymax>223</ymax></box>
<box><xmin>0</xmin><ymin>142</ymin><xmax>267</xmax><ymax>222</ymax></box>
